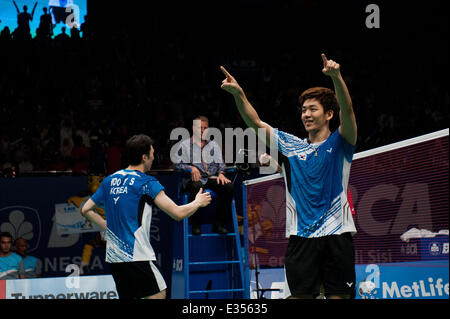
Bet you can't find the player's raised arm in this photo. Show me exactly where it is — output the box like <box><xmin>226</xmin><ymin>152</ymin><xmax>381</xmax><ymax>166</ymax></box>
<box><xmin>220</xmin><ymin>66</ymin><xmax>274</xmax><ymax>146</ymax></box>
<box><xmin>321</xmin><ymin>54</ymin><xmax>357</xmax><ymax>146</ymax></box>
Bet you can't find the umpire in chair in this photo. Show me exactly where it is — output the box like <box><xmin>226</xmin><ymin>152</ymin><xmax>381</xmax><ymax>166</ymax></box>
<box><xmin>174</xmin><ymin>116</ymin><xmax>233</xmax><ymax>235</ymax></box>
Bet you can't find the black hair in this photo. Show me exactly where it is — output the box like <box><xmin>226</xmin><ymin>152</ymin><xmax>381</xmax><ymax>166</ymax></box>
<box><xmin>124</xmin><ymin>134</ymin><xmax>153</xmax><ymax>166</ymax></box>
<box><xmin>298</xmin><ymin>86</ymin><xmax>340</xmax><ymax>132</ymax></box>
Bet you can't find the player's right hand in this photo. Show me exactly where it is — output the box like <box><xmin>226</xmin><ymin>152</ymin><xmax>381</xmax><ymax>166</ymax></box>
<box><xmin>220</xmin><ymin>66</ymin><xmax>243</xmax><ymax>96</ymax></box>
<box><xmin>195</xmin><ymin>188</ymin><xmax>212</xmax><ymax>207</ymax></box>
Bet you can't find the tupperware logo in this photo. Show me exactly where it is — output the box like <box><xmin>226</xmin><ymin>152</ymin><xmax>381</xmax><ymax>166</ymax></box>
<box><xmin>0</xmin><ymin>206</ymin><xmax>41</xmax><ymax>253</ymax></box>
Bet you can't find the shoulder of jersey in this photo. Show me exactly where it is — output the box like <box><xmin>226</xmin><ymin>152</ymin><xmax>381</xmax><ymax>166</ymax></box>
<box><xmin>111</xmin><ymin>169</ymin><xmax>141</xmax><ymax>177</ymax></box>
<box><xmin>279</xmin><ymin>130</ymin><xmax>305</xmax><ymax>142</ymax></box>
<box><xmin>142</xmin><ymin>174</ymin><xmax>159</xmax><ymax>182</ymax></box>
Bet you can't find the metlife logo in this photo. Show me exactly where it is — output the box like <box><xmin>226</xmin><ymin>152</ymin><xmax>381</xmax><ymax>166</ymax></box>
<box><xmin>382</xmin><ymin>277</ymin><xmax>448</xmax><ymax>299</ymax></box>
<box><xmin>356</xmin><ymin>261</ymin><xmax>449</xmax><ymax>299</ymax></box>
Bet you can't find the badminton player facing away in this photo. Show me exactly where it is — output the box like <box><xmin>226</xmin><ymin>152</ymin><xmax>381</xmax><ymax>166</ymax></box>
<box><xmin>220</xmin><ymin>54</ymin><xmax>357</xmax><ymax>299</ymax></box>
<box><xmin>81</xmin><ymin>134</ymin><xmax>212</xmax><ymax>299</ymax></box>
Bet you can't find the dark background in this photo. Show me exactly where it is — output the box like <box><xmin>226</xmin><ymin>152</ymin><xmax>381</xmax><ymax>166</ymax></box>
<box><xmin>0</xmin><ymin>0</ymin><xmax>448</xmax><ymax>175</ymax></box>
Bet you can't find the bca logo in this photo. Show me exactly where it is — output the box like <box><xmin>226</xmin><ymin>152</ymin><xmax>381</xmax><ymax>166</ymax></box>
<box><xmin>0</xmin><ymin>206</ymin><xmax>41</xmax><ymax>253</ymax></box>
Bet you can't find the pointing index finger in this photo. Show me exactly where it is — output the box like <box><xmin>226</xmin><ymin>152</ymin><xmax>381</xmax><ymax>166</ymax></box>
<box><xmin>321</xmin><ymin>53</ymin><xmax>328</xmax><ymax>67</ymax></box>
<box><xmin>220</xmin><ymin>66</ymin><xmax>233</xmax><ymax>80</ymax></box>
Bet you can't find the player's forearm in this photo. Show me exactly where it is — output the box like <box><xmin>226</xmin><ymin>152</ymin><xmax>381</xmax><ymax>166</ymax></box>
<box><xmin>83</xmin><ymin>210</ymin><xmax>107</xmax><ymax>230</ymax></box>
<box><xmin>332</xmin><ymin>73</ymin><xmax>357</xmax><ymax>145</ymax></box>
<box><xmin>81</xmin><ymin>199</ymin><xmax>106</xmax><ymax>230</ymax></box>
<box><xmin>234</xmin><ymin>92</ymin><xmax>274</xmax><ymax>147</ymax></box>
<box><xmin>232</xmin><ymin>91</ymin><xmax>263</xmax><ymax>131</ymax></box>
<box><xmin>331</xmin><ymin>73</ymin><xmax>353</xmax><ymax>115</ymax></box>
<box><xmin>173</xmin><ymin>200</ymin><xmax>202</xmax><ymax>221</ymax></box>
<box><xmin>155</xmin><ymin>191</ymin><xmax>200</xmax><ymax>222</ymax></box>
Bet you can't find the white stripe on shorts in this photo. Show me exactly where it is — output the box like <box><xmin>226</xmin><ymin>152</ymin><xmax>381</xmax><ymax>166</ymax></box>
<box><xmin>150</xmin><ymin>261</ymin><xmax>167</xmax><ymax>291</ymax></box>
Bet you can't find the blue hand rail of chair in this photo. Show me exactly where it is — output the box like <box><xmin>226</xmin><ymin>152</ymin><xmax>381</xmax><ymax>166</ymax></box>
<box><xmin>181</xmin><ymin>189</ymin><xmax>245</xmax><ymax>298</ymax></box>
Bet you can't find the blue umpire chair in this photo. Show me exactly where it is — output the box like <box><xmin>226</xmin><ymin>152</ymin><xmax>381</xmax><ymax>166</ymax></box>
<box><xmin>171</xmin><ymin>171</ymin><xmax>246</xmax><ymax>299</ymax></box>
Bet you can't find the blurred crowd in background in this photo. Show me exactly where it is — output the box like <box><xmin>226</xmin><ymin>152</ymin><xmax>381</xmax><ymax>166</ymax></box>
<box><xmin>0</xmin><ymin>0</ymin><xmax>448</xmax><ymax>177</ymax></box>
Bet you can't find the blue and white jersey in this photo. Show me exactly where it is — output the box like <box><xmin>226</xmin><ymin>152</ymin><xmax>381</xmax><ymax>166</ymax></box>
<box><xmin>91</xmin><ymin>169</ymin><xmax>164</xmax><ymax>263</ymax></box>
<box><xmin>274</xmin><ymin>129</ymin><xmax>356</xmax><ymax>238</ymax></box>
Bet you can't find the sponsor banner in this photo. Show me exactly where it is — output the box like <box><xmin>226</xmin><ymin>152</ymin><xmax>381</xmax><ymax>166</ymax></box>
<box><xmin>0</xmin><ymin>176</ymin><xmax>99</xmax><ymax>278</ymax></box>
<box><xmin>419</xmin><ymin>237</ymin><xmax>449</xmax><ymax>261</ymax></box>
<box><xmin>350</xmin><ymin>133</ymin><xmax>449</xmax><ymax>264</ymax></box>
<box><xmin>0</xmin><ymin>174</ymin><xmax>175</xmax><ymax>283</ymax></box>
<box><xmin>243</xmin><ymin>175</ymin><xmax>289</xmax><ymax>269</ymax></box>
<box><xmin>3</xmin><ymin>275</ymin><xmax>118</xmax><ymax>299</ymax></box>
<box><xmin>246</xmin><ymin>260</ymin><xmax>449</xmax><ymax>299</ymax></box>
<box><xmin>55</xmin><ymin>203</ymin><xmax>103</xmax><ymax>235</ymax></box>
<box><xmin>356</xmin><ymin>260</ymin><xmax>449</xmax><ymax>299</ymax></box>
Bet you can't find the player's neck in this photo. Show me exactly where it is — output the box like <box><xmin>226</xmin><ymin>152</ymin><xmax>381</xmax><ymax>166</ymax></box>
<box><xmin>127</xmin><ymin>165</ymin><xmax>144</xmax><ymax>173</ymax></box>
<box><xmin>308</xmin><ymin>128</ymin><xmax>331</xmax><ymax>144</ymax></box>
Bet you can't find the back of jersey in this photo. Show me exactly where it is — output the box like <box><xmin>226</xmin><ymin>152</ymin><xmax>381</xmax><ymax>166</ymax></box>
<box><xmin>91</xmin><ymin>169</ymin><xmax>164</xmax><ymax>263</ymax></box>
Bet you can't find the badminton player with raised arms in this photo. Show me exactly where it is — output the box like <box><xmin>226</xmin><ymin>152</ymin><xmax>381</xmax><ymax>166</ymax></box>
<box><xmin>220</xmin><ymin>54</ymin><xmax>357</xmax><ymax>299</ymax></box>
<box><xmin>81</xmin><ymin>134</ymin><xmax>212</xmax><ymax>299</ymax></box>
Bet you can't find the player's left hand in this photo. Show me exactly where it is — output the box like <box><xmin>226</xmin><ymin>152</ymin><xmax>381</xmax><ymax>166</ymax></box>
<box><xmin>321</xmin><ymin>53</ymin><xmax>341</xmax><ymax>78</ymax></box>
<box><xmin>217</xmin><ymin>173</ymin><xmax>231</xmax><ymax>185</ymax></box>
